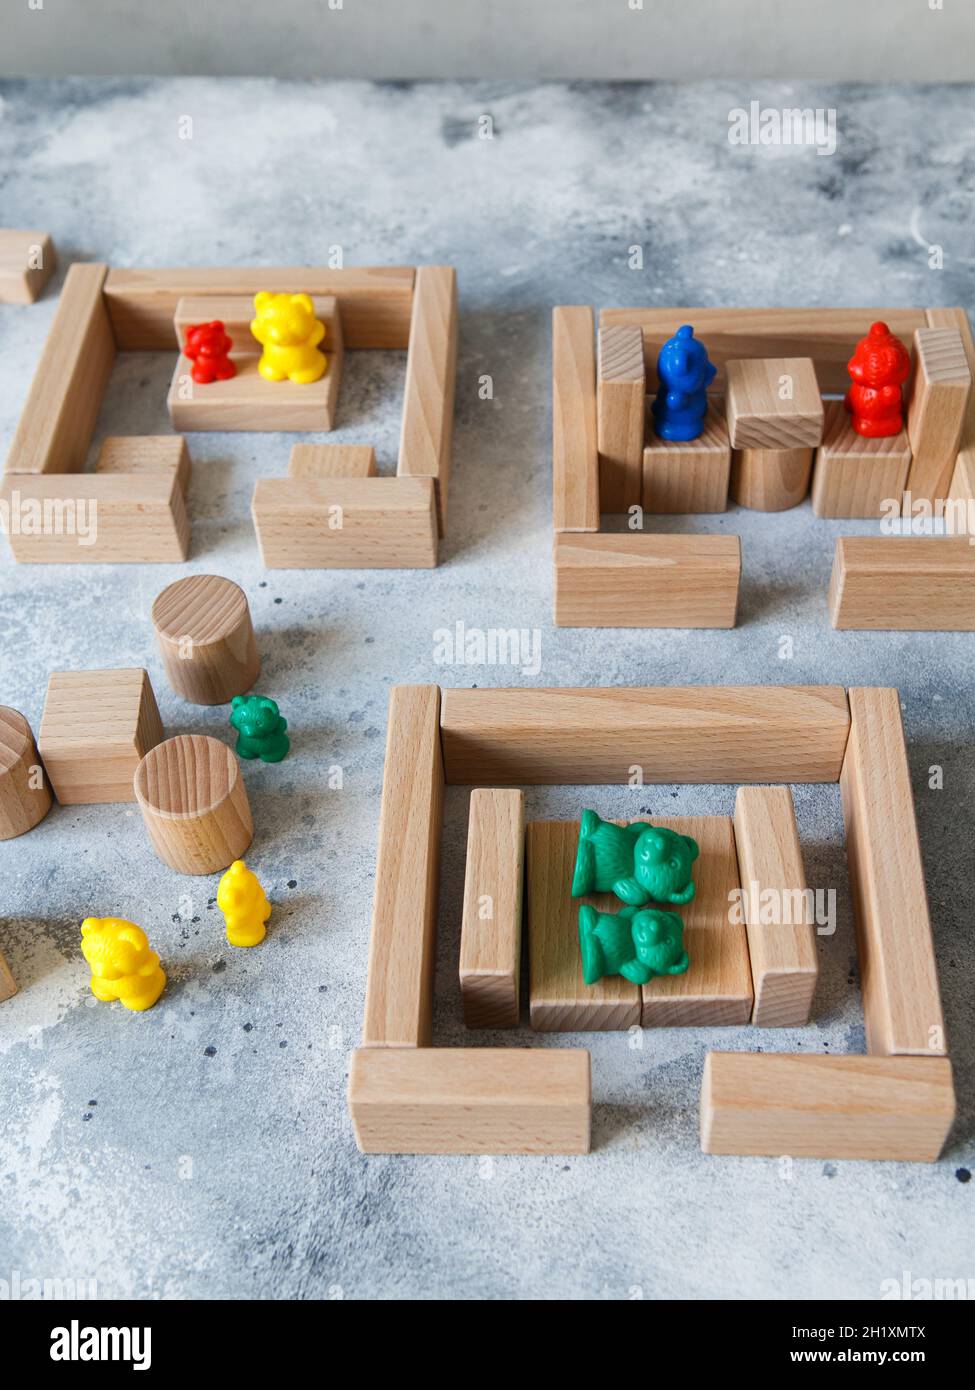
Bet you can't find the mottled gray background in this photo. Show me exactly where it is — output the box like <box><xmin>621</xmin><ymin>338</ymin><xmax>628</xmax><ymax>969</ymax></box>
<box><xmin>0</xmin><ymin>80</ymin><xmax>972</xmax><ymax>1301</ymax></box>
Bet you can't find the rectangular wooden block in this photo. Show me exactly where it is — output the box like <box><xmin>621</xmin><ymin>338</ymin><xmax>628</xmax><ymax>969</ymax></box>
<box><xmin>701</xmin><ymin>1053</ymin><xmax>954</xmax><ymax>1162</ymax></box>
<box><xmin>251</xmin><ymin>476</ymin><xmax>438</xmax><ymax>569</ymax></box>
<box><xmin>288</xmin><ymin>444</ymin><xmax>376</xmax><ymax>479</ymax></box>
<box><xmin>597</xmin><ymin>324</ymin><xmax>646</xmax><ymax>512</ymax></box>
<box><xmin>362</xmin><ymin>686</ymin><xmax>443</xmax><ymax>1047</ymax></box>
<box><xmin>0</xmin><ymin>229</ymin><xmax>56</xmax><ymax>303</ymax></box>
<box><xmin>906</xmin><ymin>326</ymin><xmax>972</xmax><ymax>504</ymax></box>
<box><xmin>725</xmin><ymin>357</ymin><xmax>824</xmax><ymax>449</ymax></box>
<box><xmin>349</xmin><ymin>1047</ymin><xmax>592</xmax><ymax>1155</ymax></box>
<box><xmin>552</xmin><ymin>306</ymin><xmax>599</xmax><ymax>532</ymax></box>
<box><xmin>96</xmin><ymin>435</ymin><xmax>192</xmax><ymax>497</ymax></box>
<box><xmin>811</xmin><ymin>400</ymin><xmax>911</xmax><ymax>518</ymax></box>
<box><xmin>398</xmin><ymin>266</ymin><xmax>457</xmax><ymax>536</ymax></box>
<box><xmin>173</xmin><ymin>293</ymin><xmax>339</xmax><ymax>352</ymax></box>
<box><xmin>930</xmin><ymin>309</ymin><xmax>975</xmax><ymax>533</ymax></box>
<box><xmin>1</xmin><ymin>473</ymin><xmax>189</xmax><ymax>564</ymax></box>
<box><xmin>0</xmin><ymin>950</ymin><xmax>16</xmax><ymax>1004</ymax></box>
<box><xmin>526</xmin><ymin>819</ymin><xmax>642</xmax><ymax>1032</ymax></box>
<box><xmin>440</xmin><ymin>686</ymin><xmax>852</xmax><ymax>786</ymax></box>
<box><xmin>643</xmin><ymin>401</ymin><xmax>731</xmax><ymax>513</ymax></box>
<box><xmin>554</xmin><ymin>533</ymin><xmax>741</xmax><ymax>629</ymax></box>
<box><xmin>733</xmin><ymin>787</ymin><xmax>818</xmax><ymax>1026</ymax></box>
<box><xmin>840</xmin><ymin>687</ymin><xmax>946</xmax><ymax>1056</ymax></box>
<box><xmin>829</xmin><ymin>536</ymin><xmax>975</xmax><ymax>631</ymax></box>
<box><xmin>39</xmin><ymin>668</ymin><xmax>163</xmax><ymax>805</ymax></box>
<box><xmin>460</xmin><ymin>789</ymin><xmax>525</xmax><ymax>1029</ymax></box>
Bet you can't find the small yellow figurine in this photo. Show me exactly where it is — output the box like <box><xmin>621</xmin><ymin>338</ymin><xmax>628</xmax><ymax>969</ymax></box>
<box><xmin>250</xmin><ymin>291</ymin><xmax>327</xmax><ymax>385</ymax></box>
<box><xmin>80</xmin><ymin>918</ymin><xmax>166</xmax><ymax>1012</ymax></box>
<box><xmin>218</xmin><ymin>859</ymin><xmax>271</xmax><ymax>948</ymax></box>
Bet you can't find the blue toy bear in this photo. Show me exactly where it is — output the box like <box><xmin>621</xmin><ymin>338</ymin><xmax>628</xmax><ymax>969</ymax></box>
<box><xmin>651</xmin><ymin>324</ymin><xmax>717</xmax><ymax>442</ymax></box>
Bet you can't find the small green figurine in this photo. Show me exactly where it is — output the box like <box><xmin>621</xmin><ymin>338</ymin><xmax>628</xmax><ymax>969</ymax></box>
<box><xmin>571</xmin><ymin>809</ymin><xmax>698</xmax><ymax>907</ymax></box>
<box><xmin>230</xmin><ymin>694</ymin><xmax>290</xmax><ymax>763</ymax></box>
<box><xmin>578</xmin><ymin>904</ymin><xmax>689</xmax><ymax>986</ymax></box>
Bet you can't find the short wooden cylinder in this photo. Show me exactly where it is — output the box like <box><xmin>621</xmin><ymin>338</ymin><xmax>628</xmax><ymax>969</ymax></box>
<box><xmin>0</xmin><ymin>706</ymin><xmax>52</xmax><ymax>841</ymax></box>
<box><xmin>134</xmin><ymin>734</ymin><xmax>253</xmax><ymax>875</ymax></box>
<box><xmin>731</xmin><ymin>447</ymin><xmax>813</xmax><ymax>512</ymax></box>
<box><xmin>152</xmin><ymin>574</ymin><xmax>260</xmax><ymax>705</ymax></box>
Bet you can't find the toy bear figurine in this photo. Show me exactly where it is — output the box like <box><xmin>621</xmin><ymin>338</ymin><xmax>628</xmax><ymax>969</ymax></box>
<box><xmin>229</xmin><ymin>693</ymin><xmax>290</xmax><ymax>763</ymax></box>
<box><xmin>80</xmin><ymin>917</ymin><xmax>166</xmax><ymax>1012</ymax></box>
<box><xmin>571</xmin><ymin>809</ymin><xmax>699</xmax><ymax>907</ymax></box>
<box><xmin>845</xmin><ymin>321</ymin><xmax>911</xmax><ymax>437</ymax></box>
<box><xmin>651</xmin><ymin>324</ymin><xmax>717</xmax><ymax>442</ymax></box>
<box><xmin>578</xmin><ymin>904</ymin><xmax>689</xmax><ymax>985</ymax></box>
<box><xmin>217</xmin><ymin>859</ymin><xmax>271</xmax><ymax>948</ymax></box>
<box><xmin>184</xmin><ymin>319</ymin><xmax>236</xmax><ymax>384</ymax></box>
<box><xmin>250</xmin><ymin>291</ymin><xmax>327</xmax><ymax>385</ymax></box>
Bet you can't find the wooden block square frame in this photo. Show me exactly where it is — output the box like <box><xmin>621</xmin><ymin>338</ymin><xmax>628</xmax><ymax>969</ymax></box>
<box><xmin>348</xmin><ymin>684</ymin><xmax>954</xmax><ymax>1161</ymax></box>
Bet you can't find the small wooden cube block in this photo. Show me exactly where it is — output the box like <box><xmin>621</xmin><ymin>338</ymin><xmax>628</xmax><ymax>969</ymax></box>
<box><xmin>643</xmin><ymin>399</ymin><xmax>731</xmax><ymax>513</ymax></box>
<box><xmin>96</xmin><ymin>435</ymin><xmax>192</xmax><ymax>497</ymax></box>
<box><xmin>554</xmin><ymin>533</ymin><xmax>741</xmax><ymax>628</ymax></box>
<box><xmin>906</xmin><ymin>327</ymin><xmax>972</xmax><ymax>504</ymax></box>
<box><xmin>0</xmin><ymin>473</ymin><xmax>189</xmax><ymax>564</ymax></box>
<box><xmin>811</xmin><ymin>400</ymin><xmax>911</xmax><ymax>518</ymax></box>
<box><xmin>0</xmin><ymin>230</ymin><xmax>56</xmax><ymax>304</ymax></box>
<box><xmin>39</xmin><ymin>668</ymin><xmax>164</xmax><ymax>805</ymax></box>
<box><xmin>725</xmin><ymin>357</ymin><xmax>824</xmax><ymax>449</ymax></box>
<box><xmin>0</xmin><ymin>950</ymin><xmax>16</xmax><ymax>1003</ymax></box>
<box><xmin>288</xmin><ymin>444</ymin><xmax>376</xmax><ymax>479</ymax></box>
<box><xmin>252</xmin><ymin>476</ymin><xmax>438</xmax><ymax>569</ymax></box>
<box><xmin>460</xmin><ymin>789</ymin><xmax>524</xmax><ymax>1029</ymax></box>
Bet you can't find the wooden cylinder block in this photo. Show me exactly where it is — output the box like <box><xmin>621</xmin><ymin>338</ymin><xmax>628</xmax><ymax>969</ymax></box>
<box><xmin>0</xmin><ymin>706</ymin><xmax>52</xmax><ymax>840</ymax></box>
<box><xmin>152</xmin><ymin>574</ymin><xmax>260</xmax><ymax>705</ymax></box>
<box><xmin>134</xmin><ymin>734</ymin><xmax>253</xmax><ymax>875</ymax></box>
<box><xmin>731</xmin><ymin>446</ymin><xmax>813</xmax><ymax>512</ymax></box>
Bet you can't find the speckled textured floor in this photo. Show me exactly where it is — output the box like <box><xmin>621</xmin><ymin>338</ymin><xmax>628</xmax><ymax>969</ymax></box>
<box><xmin>0</xmin><ymin>79</ymin><xmax>972</xmax><ymax>1301</ymax></box>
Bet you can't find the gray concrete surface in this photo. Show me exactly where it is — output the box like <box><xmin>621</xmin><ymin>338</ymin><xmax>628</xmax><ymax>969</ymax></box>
<box><xmin>0</xmin><ymin>79</ymin><xmax>972</xmax><ymax>1302</ymax></box>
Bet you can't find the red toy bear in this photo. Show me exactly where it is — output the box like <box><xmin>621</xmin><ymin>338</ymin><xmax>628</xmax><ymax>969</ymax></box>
<box><xmin>184</xmin><ymin>319</ymin><xmax>236</xmax><ymax>384</ymax></box>
<box><xmin>845</xmin><ymin>321</ymin><xmax>911</xmax><ymax>437</ymax></box>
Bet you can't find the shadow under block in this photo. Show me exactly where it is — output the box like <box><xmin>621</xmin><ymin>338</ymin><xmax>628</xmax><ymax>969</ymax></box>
<box><xmin>96</xmin><ymin>435</ymin><xmax>192</xmax><ymax>498</ymax></box>
<box><xmin>440</xmin><ymin>686</ymin><xmax>852</xmax><ymax>786</ymax></box>
<box><xmin>167</xmin><ymin>343</ymin><xmax>341</xmax><ymax>434</ymax></box>
<box><xmin>398</xmin><ymin>266</ymin><xmax>457</xmax><ymax>536</ymax></box>
<box><xmin>642</xmin><ymin>404</ymin><xmax>731</xmax><ymax>514</ymax></box>
<box><xmin>554</xmin><ymin>533</ymin><xmax>741</xmax><ymax>629</ymax></box>
<box><xmin>288</xmin><ymin>444</ymin><xmax>376</xmax><ymax>479</ymax></box>
<box><xmin>526</xmin><ymin>819</ymin><xmax>642</xmax><ymax>1032</ymax></box>
<box><xmin>552</xmin><ymin>306</ymin><xmax>599</xmax><ymax>532</ymax></box>
<box><xmin>0</xmin><ymin>473</ymin><xmax>190</xmax><ymax>564</ymax></box>
<box><xmin>0</xmin><ymin>229</ymin><xmax>56</xmax><ymax>304</ymax></box>
<box><xmin>460</xmin><ymin>789</ymin><xmax>524</xmax><ymax>1029</ymax></box>
<box><xmin>840</xmin><ymin>688</ymin><xmax>946</xmax><ymax>1057</ymax></box>
<box><xmin>251</xmin><ymin>476</ymin><xmax>438</xmax><ymax>569</ymax></box>
<box><xmin>0</xmin><ymin>951</ymin><xmax>15</xmax><ymax>1003</ymax></box>
<box><xmin>134</xmin><ymin>734</ymin><xmax>253</xmax><ymax>875</ymax></box>
<box><xmin>906</xmin><ymin>326</ymin><xmax>972</xmax><ymax>505</ymax></box>
<box><xmin>349</xmin><ymin>1048</ymin><xmax>592</xmax><ymax>1155</ymax></box>
<box><xmin>733</xmin><ymin>787</ymin><xmax>817</xmax><ymax>1026</ymax></box>
<box><xmin>701</xmin><ymin>1053</ymin><xmax>955</xmax><ymax>1162</ymax></box>
<box><xmin>811</xmin><ymin>400</ymin><xmax>911</xmax><ymax>518</ymax></box>
<box><xmin>0</xmin><ymin>706</ymin><xmax>52</xmax><ymax>840</ymax></box>
<box><xmin>362</xmin><ymin>686</ymin><xmax>443</xmax><ymax>1048</ymax></box>
<box><xmin>152</xmin><ymin>573</ymin><xmax>260</xmax><ymax>705</ymax></box>
<box><xmin>597</xmin><ymin>324</ymin><xmax>646</xmax><ymax>512</ymax></box>
<box><xmin>39</xmin><ymin>668</ymin><xmax>164</xmax><ymax>805</ymax></box>
<box><xmin>829</xmin><ymin>536</ymin><xmax>975</xmax><ymax>631</ymax></box>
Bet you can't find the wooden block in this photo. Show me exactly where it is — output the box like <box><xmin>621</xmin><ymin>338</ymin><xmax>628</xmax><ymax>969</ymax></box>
<box><xmin>0</xmin><ymin>229</ymin><xmax>56</xmax><ymax>303</ymax></box>
<box><xmin>173</xmin><ymin>293</ymin><xmax>338</xmax><ymax>353</ymax></box>
<box><xmin>829</xmin><ymin>536</ymin><xmax>975</xmax><ymax>631</ymax></box>
<box><xmin>701</xmin><ymin>1053</ymin><xmax>954</xmax><ymax>1162</ymax></box>
<box><xmin>252</xmin><ymin>476</ymin><xmax>438</xmax><ymax>569</ymax></box>
<box><xmin>643</xmin><ymin>402</ymin><xmax>731</xmax><ymax>513</ymax></box>
<box><xmin>460</xmin><ymin>789</ymin><xmax>524</xmax><ymax>1029</ymax></box>
<box><xmin>930</xmin><ymin>309</ymin><xmax>975</xmax><ymax>533</ymax></box>
<box><xmin>134</xmin><ymin>734</ymin><xmax>253</xmax><ymax>875</ymax></box>
<box><xmin>152</xmin><ymin>574</ymin><xmax>260</xmax><ymax>705</ymax></box>
<box><xmin>440</xmin><ymin>686</ymin><xmax>851</xmax><ymax>786</ymax></box>
<box><xmin>362</xmin><ymin>686</ymin><xmax>443</xmax><ymax>1048</ymax></box>
<box><xmin>554</xmin><ymin>533</ymin><xmax>740</xmax><ymax>629</ymax></box>
<box><xmin>597</xmin><ymin>325</ymin><xmax>646</xmax><ymax>512</ymax></box>
<box><xmin>39</xmin><ymin>668</ymin><xmax>163</xmax><ymax>805</ymax></box>
<box><xmin>1</xmin><ymin>473</ymin><xmax>190</xmax><ymax>564</ymax></box>
<box><xmin>398</xmin><ymin>266</ymin><xmax>457</xmax><ymax>536</ymax></box>
<box><xmin>726</xmin><ymin>357</ymin><xmax>823</xmax><ymax>450</ymax></box>
<box><xmin>0</xmin><ymin>706</ymin><xmax>52</xmax><ymax>841</ymax></box>
<box><xmin>552</xmin><ymin>306</ymin><xmax>599</xmax><ymax>532</ymax></box>
<box><xmin>641</xmin><ymin>816</ymin><xmax>753</xmax><ymax>1027</ymax></box>
<box><xmin>526</xmin><ymin>819</ymin><xmax>642</xmax><ymax>1032</ymax></box>
<box><xmin>96</xmin><ymin>435</ymin><xmax>192</xmax><ymax>498</ymax></box>
<box><xmin>4</xmin><ymin>264</ymin><xmax>115</xmax><ymax>476</ymax></box>
<box><xmin>349</xmin><ymin>1047</ymin><xmax>591</xmax><ymax>1155</ymax></box>
<box><xmin>840</xmin><ymin>688</ymin><xmax>946</xmax><ymax>1056</ymax></box>
<box><xmin>906</xmin><ymin>327</ymin><xmax>972</xmax><ymax>504</ymax></box>
<box><xmin>0</xmin><ymin>950</ymin><xmax>16</xmax><ymax>1003</ymax></box>
<box><xmin>811</xmin><ymin>400</ymin><xmax>911</xmax><ymax>518</ymax></box>
<box><xmin>288</xmin><ymin>444</ymin><xmax>376</xmax><ymax>479</ymax></box>
<box><xmin>733</xmin><ymin>787</ymin><xmax>817</xmax><ymax>1026</ymax></box>
<box><xmin>731</xmin><ymin>445</ymin><xmax>814</xmax><ymax>512</ymax></box>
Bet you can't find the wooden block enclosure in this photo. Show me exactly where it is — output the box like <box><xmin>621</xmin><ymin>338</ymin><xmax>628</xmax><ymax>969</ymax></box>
<box><xmin>349</xmin><ymin>684</ymin><xmax>954</xmax><ymax>1161</ymax></box>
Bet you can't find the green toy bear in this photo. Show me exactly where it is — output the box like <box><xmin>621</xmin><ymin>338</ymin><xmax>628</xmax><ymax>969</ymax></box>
<box><xmin>571</xmin><ymin>809</ymin><xmax>699</xmax><ymax>907</ymax></box>
<box><xmin>578</xmin><ymin>904</ymin><xmax>689</xmax><ymax>986</ymax></box>
<box><xmin>230</xmin><ymin>694</ymin><xmax>290</xmax><ymax>764</ymax></box>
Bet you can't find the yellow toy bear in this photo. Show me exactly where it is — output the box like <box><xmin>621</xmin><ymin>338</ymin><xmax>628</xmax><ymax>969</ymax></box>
<box><xmin>217</xmin><ymin>859</ymin><xmax>271</xmax><ymax>948</ymax></box>
<box><xmin>250</xmin><ymin>291</ymin><xmax>327</xmax><ymax>384</ymax></box>
<box><xmin>80</xmin><ymin>918</ymin><xmax>166</xmax><ymax>1012</ymax></box>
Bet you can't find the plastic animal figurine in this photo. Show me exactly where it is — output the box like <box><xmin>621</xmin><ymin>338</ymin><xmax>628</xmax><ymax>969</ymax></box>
<box><xmin>578</xmin><ymin>904</ymin><xmax>689</xmax><ymax>986</ymax></box>
<box><xmin>229</xmin><ymin>693</ymin><xmax>290</xmax><ymax>763</ymax></box>
<box><xmin>250</xmin><ymin>291</ymin><xmax>327</xmax><ymax>385</ymax></box>
<box><xmin>571</xmin><ymin>809</ymin><xmax>699</xmax><ymax>906</ymax></box>
<box><xmin>80</xmin><ymin>917</ymin><xmax>166</xmax><ymax>1012</ymax></box>
<box><xmin>217</xmin><ymin>859</ymin><xmax>271</xmax><ymax>948</ymax></box>
<box><xmin>184</xmin><ymin>319</ymin><xmax>236</xmax><ymax>384</ymax></box>
<box><xmin>845</xmin><ymin>321</ymin><xmax>911</xmax><ymax>437</ymax></box>
<box><xmin>651</xmin><ymin>324</ymin><xmax>717</xmax><ymax>442</ymax></box>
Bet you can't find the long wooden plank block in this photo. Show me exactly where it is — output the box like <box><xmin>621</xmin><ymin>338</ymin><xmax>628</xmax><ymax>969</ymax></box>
<box><xmin>552</xmin><ymin>306</ymin><xmax>599</xmax><ymax>532</ymax></box>
<box><xmin>251</xmin><ymin>476</ymin><xmax>438</xmax><ymax>569</ymax></box>
<box><xmin>397</xmin><ymin>266</ymin><xmax>457</xmax><ymax>536</ymax></box>
<box><xmin>906</xmin><ymin>327</ymin><xmax>971</xmax><ymax>504</ymax></box>
<box><xmin>597</xmin><ymin>324</ymin><xmax>646</xmax><ymax>512</ymax></box>
<box><xmin>840</xmin><ymin>687</ymin><xmax>946</xmax><ymax>1056</ymax></box>
<box><xmin>440</xmin><ymin>686</ymin><xmax>851</xmax><ymax>786</ymax></box>
<box><xmin>829</xmin><ymin>536</ymin><xmax>975</xmax><ymax>631</ymax></box>
<box><xmin>349</xmin><ymin>1047</ymin><xmax>592</xmax><ymax>1155</ymax></box>
<box><xmin>701</xmin><ymin>1053</ymin><xmax>954</xmax><ymax>1161</ymax></box>
<box><xmin>929</xmin><ymin>308</ymin><xmax>975</xmax><ymax>526</ymax></box>
<box><xmin>460</xmin><ymin>789</ymin><xmax>524</xmax><ymax>1029</ymax></box>
<box><xmin>1</xmin><ymin>473</ymin><xmax>189</xmax><ymax>564</ymax></box>
<box><xmin>362</xmin><ymin>686</ymin><xmax>443</xmax><ymax>1047</ymax></box>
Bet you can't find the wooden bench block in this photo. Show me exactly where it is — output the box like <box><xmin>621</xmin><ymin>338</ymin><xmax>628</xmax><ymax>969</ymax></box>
<box><xmin>398</xmin><ymin>266</ymin><xmax>457</xmax><ymax>536</ymax></box>
<box><xmin>643</xmin><ymin>401</ymin><xmax>731</xmax><ymax>513</ymax></box>
<box><xmin>811</xmin><ymin>400</ymin><xmax>911</xmax><ymax>518</ymax></box>
<box><xmin>725</xmin><ymin>357</ymin><xmax>824</xmax><ymax>450</ymax></box>
<box><xmin>597</xmin><ymin>325</ymin><xmax>646</xmax><ymax>512</ymax></box>
<box><xmin>701</xmin><ymin>1053</ymin><xmax>954</xmax><ymax>1162</ymax></box>
<box><xmin>173</xmin><ymin>293</ymin><xmax>339</xmax><ymax>354</ymax></box>
<box><xmin>460</xmin><ymin>789</ymin><xmax>524</xmax><ymax>1029</ymax></box>
<box><xmin>0</xmin><ymin>706</ymin><xmax>52</xmax><ymax>840</ymax></box>
<box><xmin>1</xmin><ymin>473</ymin><xmax>190</xmax><ymax>564</ymax></box>
<box><xmin>39</xmin><ymin>668</ymin><xmax>164</xmax><ymax>805</ymax></box>
<box><xmin>554</xmin><ymin>533</ymin><xmax>741</xmax><ymax>629</ymax></box>
<box><xmin>552</xmin><ymin>306</ymin><xmax>599</xmax><ymax>531</ymax></box>
<box><xmin>829</xmin><ymin>536</ymin><xmax>975</xmax><ymax>631</ymax></box>
<box><xmin>96</xmin><ymin>435</ymin><xmax>192</xmax><ymax>497</ymax></box>
<box><xmin>134</xmin><ymin>734</ymin><xmax>253</xmax><ymax>874</ymax></box>
<box><xmin>288</xmin><ymin>444</ymin><xmax>376</xmax><ymax>479</ymax></box>
<box><xmin>167</xmin><ymin>349</ymin><xmax>341</xmax><ymax>433</ymax></box>
<box><xmin>251</xmin><ymin>476</ymin><xmax>438</xmax><ymax>569</ymax></box>
<box><xmin>733</xmin><ymin>787</ymin><xmax>817</xmax><ymax>1026</ymax></box>
<box><xmin>0</xmin><ymin>229</ymin><xmax>56</xmax><ymax>303</ymax></box>
<box><xmin>349</xmin><ymin>1047</ymin><xmax>592</xmax><ymax>1155</ymax></box>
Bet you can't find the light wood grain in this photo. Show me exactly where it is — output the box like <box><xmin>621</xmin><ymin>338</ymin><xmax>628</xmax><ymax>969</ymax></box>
<box><xmin>0</xmin><ymin>950</ymin><xmax>16</xmax><ymax>1003</ymax></box>
<box><xmin>0</xmin><ymin>229</ymin><xmax>56</xmax><ymax>304</ymax></box>
<box><xmin>552</xmin><ymin>306</ymin><xmax>599</xmax><ymax>532</ymax></box>
<box><xmin>288</xmin><ymin>444</ymin><xmax>376</xmax><ymax>479</ymax></box>
<box><xmin>643</xmin><ymin>399</ymin><xmax>731</xmax><ymax>513</ymax></box>
<box><xmin>829</xmin><ymin>536</ymin><xmax>975</xmax><ymax>631</ymax></box>
<box><xmin>460</xmin><ymin>789</ymin><xmax>524</xmax><ymax>1029</ymax></box>
<box><xmin>731</xmin><ymin>445</ymin><xmax>814</xmax><ymax>511</ymax></box>
<box><xmin>906</xmin><ymin>326</ymin><xmax>971</xmax><ymax>504</ymax></box>
<box><xmin>0</xmin><ymin>706</ymin><xmax>51</xmax><ymax>840</ymax></box>
<box><xmin>96</xmin><ymin>435</ymin><xmax>192</xmax><ymax>498</ymax></box>
<box><xmin>598</xmin><ymin>325</ymin><xmax>646</xmax><ymax>512</ymax></box>
<box><xmin>252</xmin><ymin>476</ymin><xmax>438</xmax><ymax>569</ymax></box>
<box><xmin>134</xmin><ymin>734</ymin><xmax>253</xmax><ymax>875</ymax></box>
<box><xmin>725</xmin><ymin>356</ymin><xmax>823</xmax><ymax>450</ymax></box>
<box><xmin>40</xmin><ymin>668</ymin><xmax>164</xmax><ymax>805</ymax></box>
<box><xmin>152</xmin><ymin>574</ymin><xmax>260</xmax><ymax>705</ymax></box>
<box><xmin>928</xmin><ymin>309</ymin><xmax>975</xmax><ymax>525</ymax></box>
<box><xmin>1</xmin><ymin>473</ymin><xmax>189</xmax><ymax>564</ymax></box>
<box><xmin>397</xmin><ymin>266</ymin><xmax>457</xmax><ymax>536</ymax></box>
<box><xmin>811</xmin><ymin>400</ymin><xmax>911</xmax><ymax>518</ymax></box>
